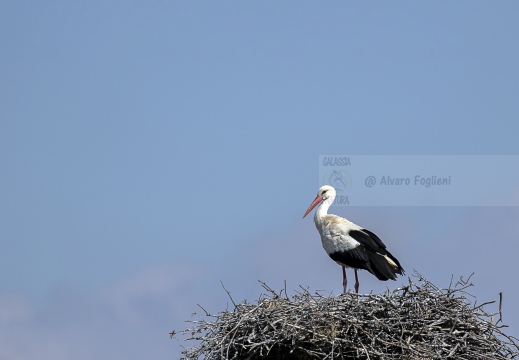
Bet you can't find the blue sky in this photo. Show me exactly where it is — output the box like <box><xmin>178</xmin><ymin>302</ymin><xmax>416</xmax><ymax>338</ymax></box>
<box><xmin>1</xmin><ymin>1</ymin><xmax>519</xmax><ymax>358</ymax></box>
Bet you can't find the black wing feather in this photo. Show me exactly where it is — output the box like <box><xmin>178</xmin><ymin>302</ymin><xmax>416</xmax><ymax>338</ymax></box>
<box><xmin>346</xmin><ymin>228</ymin><xmax>405</xmax><ymax>280</ymax></box>
<box><xmin>349</xmin><ymin>229</ymin><xmax>388</xmax><ymax>254</ymax></box>
<box><xmin>329</xmin><ymin>247</ymin><xmax>370</xmax><ymax>270</ymax></box>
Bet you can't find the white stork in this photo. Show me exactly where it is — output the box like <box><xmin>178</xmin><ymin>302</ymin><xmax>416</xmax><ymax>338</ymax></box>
<box><xmin>303</xmin><ymin>185</ymin><xmax>404</xmax><ymax>293</ymax></box>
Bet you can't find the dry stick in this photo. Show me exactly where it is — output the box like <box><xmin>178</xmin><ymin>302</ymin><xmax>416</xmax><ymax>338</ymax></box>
<box><xmin>220</xmin><ymin>280</ymin><xmax>237</xmax><ymax>309</ymax></box>
<box><xmin>498</xmin><ymin>292</ymin><xmax>504</xmax><ymax>325</ymax></box>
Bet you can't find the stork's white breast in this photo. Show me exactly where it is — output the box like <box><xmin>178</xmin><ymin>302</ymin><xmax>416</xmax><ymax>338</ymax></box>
<box><xmin>316</xmin><ymin>215</ymin><xmax>363</xmax><ymax>255</ymax></box>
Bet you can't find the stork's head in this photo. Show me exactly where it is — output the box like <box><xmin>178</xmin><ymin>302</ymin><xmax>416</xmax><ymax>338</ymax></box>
<box><xmin>302</xmin><ymin>185</ymin><xmax>336</xmax><ymax>218</ymax></box>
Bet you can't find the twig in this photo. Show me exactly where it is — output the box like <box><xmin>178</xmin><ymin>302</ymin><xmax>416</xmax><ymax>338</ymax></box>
<box><xmin>497</xmin><ymin>292</ymin><xmax>503</xmax><ymax>325</ymax></box>
<box><xmin>220</xmin><ymin>280</ymin><xmax>237</xmax><ymax>309</ymax></box>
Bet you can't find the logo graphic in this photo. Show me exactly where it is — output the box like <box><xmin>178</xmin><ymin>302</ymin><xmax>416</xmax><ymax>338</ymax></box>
<box><xmin>321</xmin><ymin>170</ymin><xmax>352</xmax><ymax>195</ymax></box>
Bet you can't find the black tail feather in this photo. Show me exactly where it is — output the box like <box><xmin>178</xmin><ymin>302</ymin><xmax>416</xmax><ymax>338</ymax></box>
<box><xmin>366</xmin><ymin>252</ymin><xmax>404</xmax><ymax>281</ymax></box>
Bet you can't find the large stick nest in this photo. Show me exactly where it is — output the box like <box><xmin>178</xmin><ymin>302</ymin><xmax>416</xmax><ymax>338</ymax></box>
<box><xmin>173</xmin><ymin>274</ymin><xmax>519</xmax><ymax>359</ymax></box>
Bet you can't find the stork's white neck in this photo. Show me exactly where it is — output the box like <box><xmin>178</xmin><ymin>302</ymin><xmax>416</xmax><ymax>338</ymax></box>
<box><xmin>314</xmin><ymin>195</ymin><xmax>335</xmax><ymax>222</ymax></box>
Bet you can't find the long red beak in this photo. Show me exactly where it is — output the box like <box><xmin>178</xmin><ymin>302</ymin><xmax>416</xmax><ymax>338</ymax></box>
<box><xmin>303</xmin><ymin>195</ymin><xmax>323</xmax><ymax>218</ymax></box>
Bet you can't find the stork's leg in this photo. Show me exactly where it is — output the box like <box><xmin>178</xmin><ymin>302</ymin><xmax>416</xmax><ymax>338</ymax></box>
<box><xmin>354</xmin><ymin>269</ymin><xmax>360</xmax><ymax>294</ymax></box>
<box><xmin>342</xmin><ymin>266</ymin><xmax>347</xmax><ymax>294</ymax></box>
